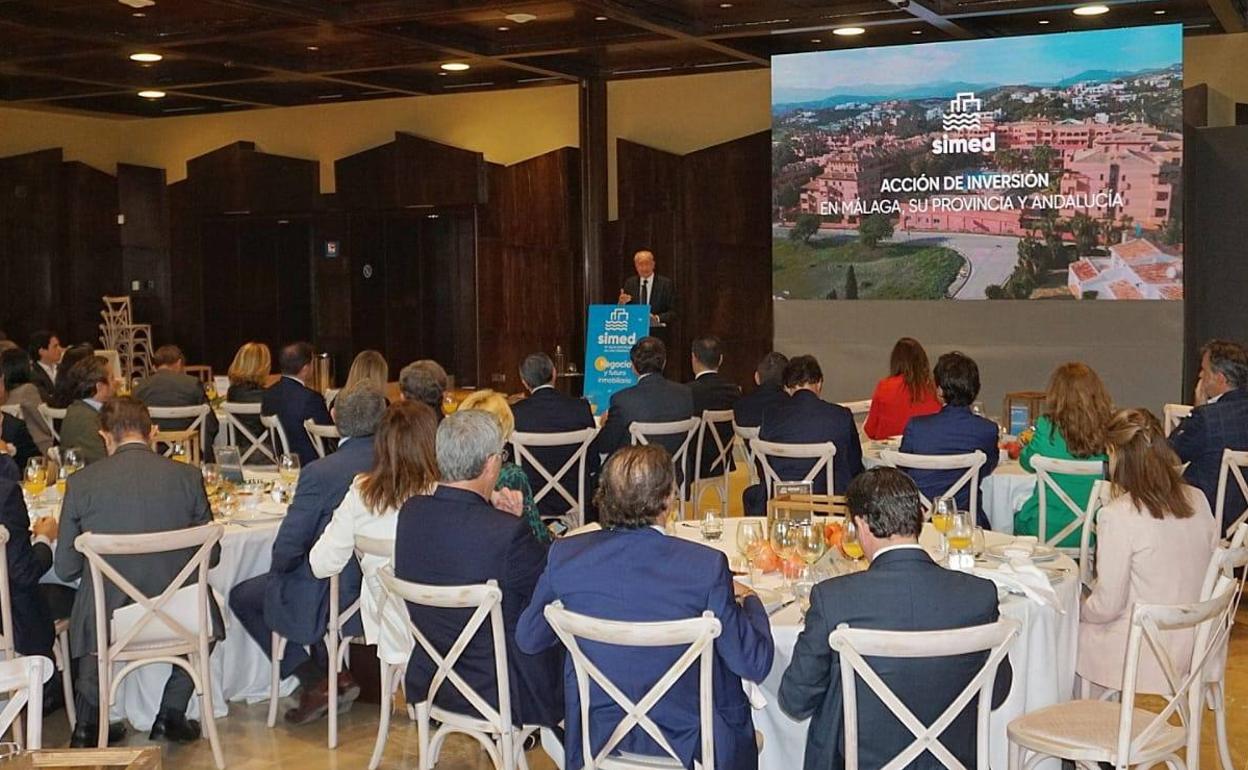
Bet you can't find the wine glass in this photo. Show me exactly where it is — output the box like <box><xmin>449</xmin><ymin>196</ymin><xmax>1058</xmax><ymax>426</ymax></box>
<box><xmin>736</xmin><ymin>520</ymin><xmax>765</xmax><ymax>583</ymax></box>
<box><xmin>700</xmin><ymin>509</ymin><xmax>723</xmax><ymax>541</ymax></box>
<box><xmin>841</xmin><ymin>518</ymin><xmax>865</xmax><ymax>563</ymax></box>
<box><xmin>795</xmin><ymin>522</ymin><xmax>826</xmax><ymax>566</ymax></box>
<box><xmin>947</xmin><ymin>511</ymin><xmax>975</xmax><ymax>570</ymax></box>
<box><xmin>278</xmin><ymin>453</ymin><xmax>301</xmax><ymax>485</ymax></box>
<box><xmin>771</xmin><ymin>519</ymin><xmax>800</xmax><ymax>586</ymax></box>
<box><xmin>931</xmin><ymin>495</ymin><xmax>954</xmax><ymax>561</ymax></box>
<box><xmin>170</xmin><ymin>441</ymin><xmax>189</xmax><ymax>464</ymax></box>
<box><xmin>23</xmin><ymin>458</ymin><xmax>46</xmax><ymax>499</ymax></box>
<box><xmin>63</xmin><ymin>448</ymin><xmax>83</xmax><ymax>472</ymax></box>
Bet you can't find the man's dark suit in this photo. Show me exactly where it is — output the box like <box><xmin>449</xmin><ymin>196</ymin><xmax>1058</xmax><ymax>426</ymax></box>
<box><xmin>0</xmin><ymin>456</ymin><xmax>54</xmax><ymax>657</ymax></box>
<box><xmin>29</xmin><ymin>364</ymin><xmax>55</xmax><ymax>403</ymax></box>
<box><xmin>59</xmin><ymin>400</ymin><xmax>107</xmax><ymax>466</ymax></box>
<box><xmin>591</xmin><ymin>374</ymin><xmax>695</xmax><ymax>463</ymax></box>
<box><xmin>55</xmin><ymin>443</ymin><xmax>223</xmax><ymax>719</ymax></box>
<box><xmin>689</xmin><ymin>371</ymin><xmax>741</xmax><ymax>478</ymax></box>
<box><xmin>743</xmin><ymin>390</ymin><xmax>863</xmax><ymax>514</ymax></box>
<box><xmin>229</xmin><ymin>436</ymin><xmax>370</xmax><ymax>677</ymax></box>
<box><xmin>511</xmin><ymin>386</ymin><xmax>597</xmax><ymax>520</ymax></box>
<box><xmin>622</xmin><ymin>274</ymin><xmax>677</xmax><ymax>325</ymax></box>
<box><xmin>1</xmin><ymin>413</ymin><xmax>41</xmax><ymax>469</ymax></box>
<box><xmin>135</xmin><ymin>369</ymin><xmax>219</xmax><ymax>449</ymax></box>
<box><xmin>517</xmin><ymin>527</ymin><xmax>773</xmax><ymax>770</ymax></box>
<box><xmin>1171</xmin><ymin>387</ymin><xmax>1248</xmax><ymax>534</ymax></box>
<box><xmin>732</xmin><ymin>383</ymin><xmax>788</xmax><ymax>430</ymax></box>
<box><xmin>261</xmin><ymin>375</ymin><xmax>333</xmax><ymax>465</ymax></box>
<box><xmin>394</xmin><ymin>485</ymin><xmax>562</xmax><ymax>729</ymax></box>
<box><xmin>779</xmin><ymin>548</ymin><xmax>1012</xmax><ymax>770</ymax></box>
<box><xmin>900</xmin><ymin>405</ymin><xmax>1001</xmax><ymax>528</ymax></box>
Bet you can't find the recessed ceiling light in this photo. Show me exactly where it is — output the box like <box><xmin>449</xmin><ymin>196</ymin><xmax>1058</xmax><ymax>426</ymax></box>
<box><xmin>810</xmin><ymin>38</ymin><xmax>821</xmax><ymax>43</ymax></box>
<box><xmin>438</xmin><ymin>72</ymin><xmax>448</xmax><ymax>76</ymax></box>
<box><xmin>832</xmin><ymin>26</ymin><xmax>866</xmax><ymax>36</ymax></box>
<box><xmin>911</xmin><ymin>29</ymin><xmax>923</xmax><ymax>34</ymax></box>
<box><xmin>1038</xmin><ymin>19</ymin><xmax>1051</xmax><ymax>24</ymax></box>
<box><xmin>306</xmin><ymin>45</ymin><xmax>319</xmax><ymax>51</ymax></box>
<box><xmin>504</xmin><ymin>12</ymin><xmax>537</xmax><ymax>23</ymax></box>
<box><xmin>440</xmin><ymin>62</ymin><xmax>470</xmax><ymax>71</ymax></box>
<box><xmin>1073</xmin><ymin>4</ymin><xmax>1109</xmax><ymax>15</ymax></box>
<box><xmin>497</xmin><ymin>25</ymin><xmax>509</xmax><ymax>31</ymax></box>
<box><xmin>1153</xmin><ymin>8</ymin><xmax>1166</xmax><ymax>13</ymax></box>
<box><xmin>594</xmin><ymin>15</ymin><xmax>608</xmax><ymax>21</ymax></box>
<box><xmin>129</xmin><ymin>52</ymin><xmax>162</xmax><ymax>62</ymax></box>
<box><xmin>719</xmin><ymin>2</ymin><xmax>733</xmax><ymax>7</ymax></box>
<box><xmin>137</xmin><ymin>90</ymin><xmax>166</xmax><ymax>99</ymax></box>
<box><xmin>131</xmin><ymin>11</ymin><xmax>146</xmax><ymax>17</ymax></box>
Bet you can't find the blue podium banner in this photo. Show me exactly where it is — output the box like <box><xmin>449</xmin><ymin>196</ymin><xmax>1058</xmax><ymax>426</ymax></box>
<box><xmin>582</xmin><ymin>304</ymin><xmax>651</xmax><ymax>416</ymax></box>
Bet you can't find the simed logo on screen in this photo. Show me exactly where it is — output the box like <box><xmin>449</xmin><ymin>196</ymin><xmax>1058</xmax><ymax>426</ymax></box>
<box><xmin>932</xmin><ymin>92</ymin><xmax>997</xmax><ymax>155</ymax></box>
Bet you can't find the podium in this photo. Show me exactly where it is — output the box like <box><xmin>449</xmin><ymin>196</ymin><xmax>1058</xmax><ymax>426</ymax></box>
<box><xmin>582</xmin><ymin>304</ymin><xmax>652</xmax><ymax>415</ymax></box>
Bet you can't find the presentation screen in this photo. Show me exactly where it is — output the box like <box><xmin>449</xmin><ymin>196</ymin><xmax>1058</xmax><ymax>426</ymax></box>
<box><xmin>771</xmin><ymin>26</ymin><xmax>1183</xmax><ymax>301</ymax></box>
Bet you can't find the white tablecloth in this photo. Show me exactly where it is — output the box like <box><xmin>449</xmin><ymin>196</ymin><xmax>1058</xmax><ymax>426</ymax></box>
<box><xmin>673</xmin><ymin>518</ymin><xmax>1079</xmax><ymax>770</ymax></box>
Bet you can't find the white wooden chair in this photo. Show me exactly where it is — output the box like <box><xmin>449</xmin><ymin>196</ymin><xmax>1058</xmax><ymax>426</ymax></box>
<box><xmin>877</xmin><ymin>450</ymin><xmax>986</xmax><ymax>519</ymax></box>
<box><xmin>220</xmin><ymin>402</ymin><xmax>277</xmax><ymax>464</ymax></box>
<box><xmin>37</xmin><ymin>405</ymin><xmax>64</xmax><ymax>444</ymax></box>
<box><xmin>511</xmin><ymin>428</ymin><xmax>598</xmax><ymax>531</ymax></box>
<box><xmin>148</xmin><ymin>405</ymin><xmax>211</xmax><ymax>460</ymax></box>
<box><xmin>303</xmin><ymin>419</ymin><xmax>340</xmax><ymax>459</ymax></box>
<box><xmin>379</xmin><ymin>568</ymin><xmax>537</xmax><ymax>770</ymax></box>
<box><xmin>733</xmin><ymin>423</ymin><xmax>761</xmax><ymax>485</ymax></box>
<box><xmin>544</xmin><ymin>601</ymin><xmax>722</xmax><ymax>770</ymax></box>
<box><xmin>750</xmin><ymin>438</ymin><xmax>837</xmax><ymax>501</ymax></box>
<box><xmin>0</xmin><ymin>656</ymin><xmax>53</xmax><ymax>750</ymax></box>
<box><xmin>629</xmin><ymin>418</ymin><xmax>701</xmax><ymax>501</ymax></box>
<box><xmin>1030</xmin><ymin>456</ymin><xmax>1104</xmax><ymax>559</ymax></box>
<box><xmin>1162</xmin><ymin>403</ymin><xmax>1193</xmax><ymax>437</ymax></box>
<box><xmin>260</xmin><ymin>414</ymin><xmax>292</xmax><ymax>459</ymax></box>
<box><xmin>692</xmin><ymin>410</ymin><xmax>737</xmax><ymax>515</ymax></box>
<box><xmin>0</xmin><ymin>405</ymin><xmax>20</xmax><ymax>420</ymax></box>
<box><xmin>75</xmin><ymin>523</ymin><xmax>225</xmax><ymax>768</ymax></box>
<box><xmin>1212</xmin><ymin>448</ymin><xmax>1248</xmax><ymax>536</ymax></box>
<box><xmin>266</xmin><ymin>570</ymin><xmax>362</xmax><ymax>748</ymax></box>
<box><xmin>1196</xmin><ymin>537</ymin><xmax>1248</xmax><ymax>770</ymax></box>
<box><xmin>154</xmin><ymin>429</ymin><xmax>202</xmax><ymax>466</ymax></box>
<box><xmin>1008</xmin><ymin>586</ymin><xmax>1238</xmax><ymax>770</ymax></box>
<box><xmin>829</xmin><ymin>619</ymin><xmax>1020</xmax><ymax>770</ymax></box>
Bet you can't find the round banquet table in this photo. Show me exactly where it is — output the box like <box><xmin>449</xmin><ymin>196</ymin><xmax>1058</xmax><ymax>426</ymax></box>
<box><xmin>671</xmin><ymin>517</ymin><xmax>1078</xmax><ymax>770</ymax></box>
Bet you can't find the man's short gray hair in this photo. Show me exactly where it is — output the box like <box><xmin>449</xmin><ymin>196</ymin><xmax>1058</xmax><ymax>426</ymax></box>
<box><xmin>334</xmin><ymin>383</ymin><xmax>386</xmax><ymax>438</ymax></box>
<box><xmin>400</xmin><ymin>359</ymin><xmax>448</xmax><ymax>407</ymax></box>
<box><xmin>436</xmin><ymin>409</ymin><xmax>503</xmax><ymax>482</ymax></box>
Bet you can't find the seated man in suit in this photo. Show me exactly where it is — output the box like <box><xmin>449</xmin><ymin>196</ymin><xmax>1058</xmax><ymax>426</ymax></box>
<box><xmin>733</xmin><ymin>352</ymin><xmax>789</xmax><ymax>430</ymax></box>
<box><xmin>0</xmin><ymin>455</ymin><xmax>57</xmax><ymax>657</ymax></box>
<box><xmin>58</xmin><ymin>355</ymin><xmax>114</xmax><ymax>466</ymax></box>
<box><xmin>0</xmin><ymin>376</ymin><xmax>41</xmax><ymax>469</ymax></box>
<box><xmin>1171</xmin><ymin>339</ymin><xmax>1248</xmax><ymax>534</ymax></box>
<box><xmin>899</xmin><ymin>351</ymin><xmax>1000</xmax><ymax>526</ymax></box>
<box><xmin>518</xmin><ymin>445</ymin><xmax>773</xmax><ymax>770</ymax></box>
<box><xmin>395</xmin><ymin>409</ymin><xmax>562</xmax><ymax>732</ymax></box>
<box><xmin>619</xmin><ymin>249</ymin><xmax>677</xmax><ymax>327</ymax></box>
<box><xmin>688</xmin><ymin>336</ymin><xmax>741</xmax><ymax>481</ymax></box>
<box><xmin>590</xmin><ymin>337</ymin><xmax>694</xmax><ymax>467</ymax></box>
<box><xmin>261</xmin><ymin>341</ymin><xmax>333</xmax><ymax>465</ymax></box>
<box><xmin>134</xmin><ymin>344</ymin><xmax>219</xmax><ymax>450</ymax></box>
<box><xmin>511</xmin><ymin>352</ymin><xmax>597</xmax><ymax>523</ymax></box>
<box><xmin>56</xmin><ymin>397</ymin><xmax>223</xmax><ymax>746</ymax></box>
<box><xmin>27</xmin><ymin>330</ymin><xmax>63</xmax><ymax>402</ymax></box>
<box><xmin>743</xmin><ymin>355</ymin><xmax>862</xmax><ymax>515</ymax></box>
<box><xmin>399</xmin><ymin>359</ymin><xmax>448</xmax><ymax>424</ymax></box>
<box><xmin>779</xmin><ymin>468</ymin><xmax>1012</xmax><ymax>770</ymax></box>
<box><xmin>229</xmin><ymin>384</ymin><xmax>381</xmax><ymax>724</ymax></box>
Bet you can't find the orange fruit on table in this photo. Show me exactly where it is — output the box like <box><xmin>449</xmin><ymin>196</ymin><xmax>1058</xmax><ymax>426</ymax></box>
<box><xmin>823</xmin><ymin>522</ymin><xmax>844</xmax><ymax>549</ymax></box>
<box><xmin>750</xmin><ymin>542</ymin><xmax>782</xmax><ymax>573</ymax></box>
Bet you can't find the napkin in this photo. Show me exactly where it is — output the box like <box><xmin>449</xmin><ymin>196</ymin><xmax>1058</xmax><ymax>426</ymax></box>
<box><xmin>973</xmin><ymin>555</ymin><xmax>1063</xmax><ymax>613</ymax></box>
<box><xmin>743</xmin><ymin>680</ymin><xmax>769</xmax><ymax>709</ymax></box>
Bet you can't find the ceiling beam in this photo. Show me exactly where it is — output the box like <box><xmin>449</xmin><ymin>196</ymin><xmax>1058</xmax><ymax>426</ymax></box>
<box><xmin>1205</xmin><ymin>0</ymin><xmax>1247</xmax><ymax>31</ymax></box>
<box><xmin>886</xmin><ymin>0</ymin><xmax>974</xmax><ymax>39</ymax></box>
<box><xmin>576</xmin><ymin>0</ymin><xmax>770</xmax><ymax>66</ymax></box>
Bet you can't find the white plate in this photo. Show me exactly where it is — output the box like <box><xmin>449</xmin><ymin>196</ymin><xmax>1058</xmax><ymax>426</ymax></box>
<box><xmin>984</xmin><ymin>543</ymin><xmax>1060</xmax><ymax>563</ymax></box>
<box><xmin>733</xmin><ymin>578</ymin><xmax>787</xmax><ymax>614</ymax></box>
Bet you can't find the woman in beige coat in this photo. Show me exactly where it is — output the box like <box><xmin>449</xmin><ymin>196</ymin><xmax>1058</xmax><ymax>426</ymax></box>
<box><xmin>1078</xmin><ymin>408</ymin><xmax>1218</xmax><ymax>694</ymax></box>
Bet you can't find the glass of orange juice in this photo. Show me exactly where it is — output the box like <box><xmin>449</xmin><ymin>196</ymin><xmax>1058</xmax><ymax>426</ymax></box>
<box><xmin>23</xmin><ymin>458</ymin><xmax>46</xmax><ymax>498</ymax></box>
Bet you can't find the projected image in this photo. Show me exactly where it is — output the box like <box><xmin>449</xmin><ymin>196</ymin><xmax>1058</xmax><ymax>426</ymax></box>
<box><xmin>771</xmin><ymin>26</ymin><xmax>1183</xmax><ymax>300</ymax></box>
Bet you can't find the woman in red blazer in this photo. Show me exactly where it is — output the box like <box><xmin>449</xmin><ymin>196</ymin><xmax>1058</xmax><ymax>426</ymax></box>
<box><xmin>864</xmin><ymin>337</ymin><xmax>940</xmax><ymax>439</ymax></box>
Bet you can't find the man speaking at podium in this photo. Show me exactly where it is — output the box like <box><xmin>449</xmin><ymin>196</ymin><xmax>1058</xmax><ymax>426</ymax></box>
<box><xmin>618</xmin><ymin>249</ymin><xmax>677</xmax><ymax>328</ymax></box>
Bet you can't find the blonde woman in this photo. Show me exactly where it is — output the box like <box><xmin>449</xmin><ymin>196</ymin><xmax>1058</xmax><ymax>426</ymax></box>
<box><xmin>344</xmin><ymin>350</ymin><xmax>389</xmax><ymax>394</ymax></box>
<box><xmin>458</xmin><ymin>389</ymin><xmax>547</xmax><ymax>542</ymax></box>
<box><xmin>225</xmin><ymin>342</ymin><xmax>271</xmax><ymax>445</ymax></box>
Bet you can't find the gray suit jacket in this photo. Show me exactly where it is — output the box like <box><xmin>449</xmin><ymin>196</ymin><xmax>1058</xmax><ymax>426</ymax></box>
<box><xmin>135</xmin><ymin>370</ymin><xmax>218</xmax><ymax>445</ymax></box>
<box><xmin>59</xmin><ymin>400</ymin><xmax>107</xmax><ymax>466</ymax></box>
<box><xmin>55</xmin><ymin>443</ymin><xmax>222</xmax><ymax>658</ymax></box>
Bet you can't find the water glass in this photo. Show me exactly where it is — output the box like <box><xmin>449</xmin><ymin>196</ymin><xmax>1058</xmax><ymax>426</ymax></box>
<box><xmin>947</xmin><ymin>511</ymin><xmax>976</xmax><ymax>570</ymax></box>
<box><xmin>737</xmin><ymin>520</ymin><xmax>765</xmax><ymax>582</ymax></box>
<box><xmin>170</xmin><ymin>441</ymin><xmax>189</xmax><ymax>464</ymax></box>
<box><xmin>700</xmin><ymin>509</ymin><xmax>723</xmax><ymax>541</ymax></box>
<box><xmin>796</xmin><ymin>522</ymin><xmax>826</xmax><ymax>565</ymax></box>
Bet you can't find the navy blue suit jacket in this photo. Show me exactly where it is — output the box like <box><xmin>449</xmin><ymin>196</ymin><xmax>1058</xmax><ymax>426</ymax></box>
<box><xmin>900</xmin><ymin>405</ymin><xmax>1001</xmax><ymax>526</ymax></box>
<box><xmin>260</xmin><ymin>376</ymin><xmax>333</xmax><ymax>465</ymax></box>
<box><xmin>732</xmin><ymin>384</ymin><xmax>788</xmax><ymax>430</ymax></box>
<box><xmin>743</xmin><ymin>390</ymin><xmax>863</xmax><ymax>514</ymax></box>
<box><xmin>517</xmin><ymin>528</ymin><xmax>774</xmax><ymax>770</ymax></box>
<box><xmin>395</xmin><ymin>485</ymin><xmax>562</xmax><ymax>729</ymax></box>
<box><xmin>1171</xmin><ymin>388</ymin><xmax>1248</xmax><ymax>535</ymax></box>
<box><xmin>1</xmin><ymin>415</ymin><xmax>40</xmax><ymax>471</ymax></box>
<box><xmin>591</xmin><ymin>374</ymin><xmax>695</xmax><ymax>476</ymax></box>
<box><xmin>0</xmin><ymin>457</ymin><xmax>53</xmax><ymax>656</ymax></box>
<box><xmin>779</xmin><ymin>548</ymin><xmax>1012</xmax><ymax>770</ymax></box>
<box><xmin>689</xmin><ymin>372</ymin><xmax>741</xmax><ymax>477</ymax></box>
<box><xmin>264</xmin><ymin>436</ymin><xmax>371</xmax><ymax>644</ymax></box>
<box><xmin>511</xmin><ymin>387</ymin><xmax>597</xmax><ymax>519</ymax></box>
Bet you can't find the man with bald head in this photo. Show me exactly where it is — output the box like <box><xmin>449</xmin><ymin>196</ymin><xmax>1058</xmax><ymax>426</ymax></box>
<box><xmin>619</xmin><ymin>249</ymin><xmax>677</xmax><ymax>326</ymax></box>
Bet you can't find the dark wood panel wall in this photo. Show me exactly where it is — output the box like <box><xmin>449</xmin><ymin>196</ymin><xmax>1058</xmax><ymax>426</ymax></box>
<box><xmin>118</xmin><ymin>164</ymin><xmax>172</xmax><ymax>345</ymax></box>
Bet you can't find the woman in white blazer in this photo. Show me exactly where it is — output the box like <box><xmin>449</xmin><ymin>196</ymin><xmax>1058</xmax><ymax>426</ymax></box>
<box><xmin>310</xmin><ymin>399</ymin><xmax>439</xmax><ymax>665</ymax></box>
<box><xmin>1078</xmin><ymin>408</ymin><xmax>1218</xmax><ymax>694</ymax></box>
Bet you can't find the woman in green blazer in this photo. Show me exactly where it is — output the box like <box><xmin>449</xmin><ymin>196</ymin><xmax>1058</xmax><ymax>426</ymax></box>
<box><xmin>1015</xmin><ymin>362</ymin><xmax>1112</xmax><ymax>546</ymax></box>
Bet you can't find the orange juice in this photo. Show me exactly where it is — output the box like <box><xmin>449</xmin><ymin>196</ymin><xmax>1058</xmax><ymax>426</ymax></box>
<box><xmin>23</xmin><ymin>479</ymin><xmax>45</xmax><ymax>497</ymax></box>
<box><xmin>948</xmin><ymin>535</ymin><xmax>973</xmax><ymax>551</ymax></box>
<box><xmin>932</xmin><ymin>514</ymin><xmax>954</xmax><ymax>533</ymax></box>
<box><xmin>842</xmin><ymin>541</ymin><xmax>864</xmax><ymax>560</ymax></box>
<box><xmin>56</xmin><ymin>479</ymin><xmax>67</xmax><ymax>495</ymax></box>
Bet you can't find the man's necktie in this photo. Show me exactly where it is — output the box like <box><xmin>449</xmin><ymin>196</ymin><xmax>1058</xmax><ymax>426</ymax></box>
<box><xmin>640</xmin><ymin>279</ymin><xmax>649</xmax><ymax>306</ymax></box>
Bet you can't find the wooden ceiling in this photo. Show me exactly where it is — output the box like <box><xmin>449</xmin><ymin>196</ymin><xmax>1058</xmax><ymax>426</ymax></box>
<box><xmin>0</xmin><ymin>0</ymin><xmax>1238</xmax><ymax>117</ymax></box>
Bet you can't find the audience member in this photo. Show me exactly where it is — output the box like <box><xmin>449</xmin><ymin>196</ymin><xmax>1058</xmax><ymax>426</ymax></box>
<box><xmin>1080</xmin><ymin>408</ymin><xmax>1217</xmax><ymax>695</ymax></box>
<box><xmin>229</xmin><ymin>384</ymin><xmax>383</xmax><ymax>724</ymax></box>
<box><xmin>394</xmin><ymin>409</ymin><xmax>562</xmax><ymax>732</ymax></box>
<box><xmin>590</xmin><ymin>337</ymin><xmax>695</xmax><ymax>463</ymax></box>
<box><xmin>134</xmin><ymin>344</ymin><xmax>218</xmax><ymax>449</ymax></box>
<box><xmin>58</xmin><ymin>355</ymin><xmax>113</xmax><ymax>465</ymax></box>
<box><xmin>688</xmin><ymin>336</ymin><xmax>741</xmax><ymax>479</ymax></box>
<box><xmin>1</xmin><ymin>348</ymin><xmax>54</xmax><ymax>453</ymax></box>
<box><xmin>733</xmin><ymin>351</ymin><xmax>789</xmax><ymax>429</ymax></box>
<box><xmin>518</xmin><ymin>444</ymin><xmax>773</xmax><ymax>770</ymax></box>
<box><xmin>0</xmin><ymin>376</ymin><xmax>41</xmax><ymax>469</ymax></box>
<box><xmin>0</xmin><ymin>454</ymin><xmax>57</xmax><ymax>658</ymax></box>
<box><xmin>459</xmin><ymin>389</ymin><xmax>546</xmax><ymax>543</ymax></box>
<box><xmin>779</xmin><ymin>468</ymin><xmax>1011</xmax><ymax>770</ymax></box>
<box><xmin>343</xmin><ymin>350</ymin><xmax>389</xmax><ymax>395</ymax></box>
<box><xmin>511</xmin><ymin>352</ymin><xmax>596</xmax><ymax>523</ymax></box>
<box><xmin>26</xmin><ymin>330</ymin><xmax>63</xmax><ymax>401</ymax></box>
<box><xmin>899</xmin><ymin>351</ymin><xmax>1000</xmax><ymax>525</ymax></box>
<box><xmin>743</xmin><ymin>355</ymin><xmax>862</xmax><ymax>514</ymax></box>
<box><xmin>225</xmin><ymin>341</ymin><xmax>272</xmax><ymax>449</ymax></box>
<box><xmin>1171</xmin><ymin>339</ymin><xmax>1248</xmax><ymax>534</ymax></box>
<box><xmin>48</xmin><ymin>344</ymin><xmax>95</xmax><ymax>409</ymax></box>
<box><xmin>261</xmin><ymin>341</ymin><xmax>333</xmax><ymax>464</ymax></box>
<box><xmin>1014</xmin><ymin>362</ymin><xmax>1112</xmax><ymax>545</ymax></box>
<box><xmin>55</xmin><ymin>397</ymin><xmax>222</xmax><ymax>746</ymax></box>
<box><xmin>310</xmin><ymin>399</ymin><xmax>438</xmax><ymax>668</ymax></box>
<box><xmin>864</xmin><ymin>337</ymin><xmax>941</xmax><ymax>439</ymax></box>
<box><xmin>399</xmin><ymin>359</ymin><xmax>448</xmax><ymax>421</ymax></box>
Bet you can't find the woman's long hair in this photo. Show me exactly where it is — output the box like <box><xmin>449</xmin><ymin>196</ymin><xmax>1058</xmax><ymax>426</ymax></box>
<box><xmin>1044</xmin><ymin>362</ymin><xmax>1112</xmax><ymax>458</ymax></box>
<box><xmin>888</xmin><ymin>337</ymin><xmax>935</xmax><ymax>404</ymax></box>
<box><xmin>1106</xmin><ymin>408</ymin><xmax>1194</xmax><ymax>519</ymax></box>
<box><xmin>344</xmin><ymin>350</ymin><xmax>389</xmax><ymax>392</ymax></box>
<box><xmin>358</xmin><ymin>400</ymin><xmax>439</xmax><ymax>514</ymax></box>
